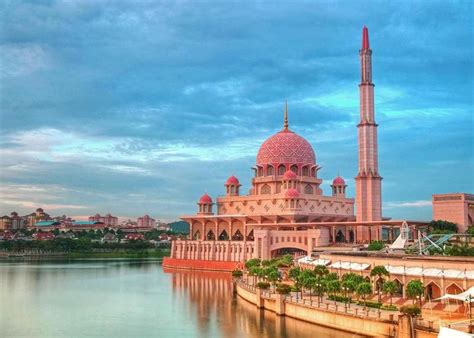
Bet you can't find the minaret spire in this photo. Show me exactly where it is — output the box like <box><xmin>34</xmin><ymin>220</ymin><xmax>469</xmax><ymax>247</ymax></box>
<box><xmin>355</xmin><ymin>25</ymin><xmax>382</xmax><ymax>228</ymax></box>
<box><xmin>283</xmin><ymin>100</ymin><xmax>288</xmax><ymax>131</ymax></box>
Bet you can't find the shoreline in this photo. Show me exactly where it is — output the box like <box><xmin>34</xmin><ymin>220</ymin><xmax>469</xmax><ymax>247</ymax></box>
<box><xmin>0</xmin><ymin>248</ymin><xmax>170</xmax><ymax>260</ymax></box>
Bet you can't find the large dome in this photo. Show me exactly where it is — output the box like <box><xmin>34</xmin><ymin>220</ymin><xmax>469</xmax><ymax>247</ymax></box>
<box><xmin>256</xmin><ymin>130</ymin><xmax>316</xmax><ymax>166</ymax></box>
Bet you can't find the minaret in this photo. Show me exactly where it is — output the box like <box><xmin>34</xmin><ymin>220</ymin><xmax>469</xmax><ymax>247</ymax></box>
<box><xmin>355</xmin><ymin>26</ymin><xmax>382</xmax><ymax>225</ymax></box>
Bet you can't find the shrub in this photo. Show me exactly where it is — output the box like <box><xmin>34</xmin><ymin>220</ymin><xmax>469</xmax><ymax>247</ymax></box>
<box><xmin>256</xmin><ymin>281</ymin><xmax>270</xmax><ymax>289</ymax></box>
<box><xmin>328</xmin><ymin>294</ymin><xmax>352</xmax><ymax>303</ymax></box>
<box><xmin>367</xmin><ymin>240</ymin><xmax>384</xmax><ymax>251</ymax></box>
<box><xmin>357</xmin><ymin>300</ymin><xmax>382</xmax><ymax>309</ymax></box>
<box><xmin>290</xmin><ymin>285</ymin><xmax>301</xmax><ymax>292</ymax></box>
<box><xmin>276</xmin><ymin>283</ymin><xmax>291</xmax><ymax>295</ymax></box>
<box><xmin>400</xmin><ymin>305</ymin><xmax>421</xmax><ymax>317</ymax></box>
<box><xmin>381</xmin><ymin>305</ymin><xmax>398</xmax><ymax>311</ymax></box>
<box><xmin>231</xmin><ymin>269</ymin><xmax>243</xmax><ymax>277</ymax></box>
<box><xmin>429</xmin><ymin>220</ymin><xmax>457</xmax><ymax>234</ymax></box>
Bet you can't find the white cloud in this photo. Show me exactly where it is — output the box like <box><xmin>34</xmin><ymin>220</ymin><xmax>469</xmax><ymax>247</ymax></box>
<box><xmin>384</xmin><ymin>200</ymin><xmax>432</xmax><ymax>208</ymax></box>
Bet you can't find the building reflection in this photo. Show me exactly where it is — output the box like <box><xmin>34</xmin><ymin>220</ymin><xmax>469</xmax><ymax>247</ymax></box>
<box><xmin>164</xmin><ymin>267</ymin><xmax>364</xmax><ymax>338</ymax></box>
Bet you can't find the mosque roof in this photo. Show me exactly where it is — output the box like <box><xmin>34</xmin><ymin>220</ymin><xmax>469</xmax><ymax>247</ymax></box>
<box><xmin>285</xmin><ymin>188</ymin><xmax>300</xmax><ymax>199</ymax></box>
<box><xmin>332</xmin><ymin>176</ymin><xmax>346</xmax><ymax>185</ymax></box>
<box><xmin>256</xmin><ymin>102</ymin><xmax>315</xmax><ymax>167</ymax></box>
<box><xmin>225</xmin><ymin>175</ymin><xmax>240</xmax><ymax>186</ymax></box>
<box><xmin>199</xmin><ymin>193</ymin><xmax>212</xmax><ymax>204</ymax></box>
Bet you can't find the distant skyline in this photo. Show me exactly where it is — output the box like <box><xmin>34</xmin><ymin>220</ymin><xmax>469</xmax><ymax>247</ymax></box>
<box><xmin>0</xmin><ymin>1</ymin><xmax>473</xmax><ymax>221</ymax></box>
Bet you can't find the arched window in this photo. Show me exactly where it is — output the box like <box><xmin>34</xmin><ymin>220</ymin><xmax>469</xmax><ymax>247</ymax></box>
<box><xmin>230</xmin><ymin>186</ymin><xmax>235</xmax><ymax>194</ymax></box>
<box><xmin>267</xmin><ymin>165</ymin><xmax>274</xmax><ymax>176</ymax></box>
<box><xmin>218</xmin><ymin>230</ymin><xmax>229</xmax><ymax>241</ymax></box>
<box><xmin>304</xmin><ymin>184</ymin><xmax>313</xmax><ymax>195</ymax></box>
<box><xmin>290</xmin><ymin>165</ymin><xmax>298</xmax><ymax>175</ymax></box>
<box><xmin>206</xmin><ymin>230</ymin><xmax>215</xmax><ymax>240</ymax></box>
<box><xmin>302</xmin><ymin>166</ymin><xmax>309</xmax><ymax>176</ymax></box>
<box><xmin>261</xmin><ymin>184</ymin><xmax>271</xmax><ymax>194</ymax></box>
<box><xmin>278</xmin><ymin>165</ymin><xmax>286</xmax><ymax>175</ymax></box>
<box><xmin>193</xmin><ymin>230</ymin><xmax>201</xmax><ymax>240</ymax></box>
<box><xmin>258</xmin><ymin>167</ymin><xmax>263</xmax><ymax>177</ymax></box>
<box><xmin>246</xmin><ymin>230</ymin><xmax>254</xmax><ymax>241</ymax></box>
<box><xmin>232</xmin><ymin>229</ymin><xmax>243</xmax><ymax>241</ymax></box>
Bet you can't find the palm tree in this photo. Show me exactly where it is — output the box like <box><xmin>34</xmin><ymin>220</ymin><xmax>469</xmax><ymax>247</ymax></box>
<box><xmin>326</xmin><ymin>279</ymin><xmax>341</xmax><ymax>305</ymax></box>
<box><xmin>314</xmin><ymin>264</ymin><xmax>329</xmax><ymax>277</ymax></box>
<box><xmin>356</xmin><ymin>282</ymin><xmax>373</xmax><ymax>310</ymax></box>
<box><xmin>383</xmin><ymin>280</ymin><xmax>397</xmax><ymax>306</ymax></box>
<box><xmin>407</xmin><ymin>279</ymin><xmax>424</xmax><ymax>309</ymax></box>
<box><xmin>370</xmin><ymin>265</ymin><xmax>390</xmax><ymax>303</ymax></box>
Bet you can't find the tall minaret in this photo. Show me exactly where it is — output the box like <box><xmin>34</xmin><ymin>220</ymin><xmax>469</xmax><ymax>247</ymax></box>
<box><xmin>355</xmin><ymin>26</ymin><xmax>382</xmax><ymax>226</ymax></box>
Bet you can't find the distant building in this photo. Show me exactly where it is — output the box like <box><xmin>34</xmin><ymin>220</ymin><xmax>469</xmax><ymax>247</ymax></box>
<box><xmin>88</xmin><ymin>213</ymin><xmax>118</xmax><ymax>227</ymax></box>
<box><xmin>432</xmin><ymin>193</ymin><xmax>474</xmax><ymax>233</ymax></box>
<box><xmin>10</xmin><ymin>212</ymin><xmax>26</xmax><ymax>230</ymax></box>
<box><xmin>0</xmin><ymin>215</ymin><xmax>12</xmax><ymax>230</ymax></box>
<box><xmin>124</xmin><ymin>233</ymin><xmax>144</xmax><ymax>241</ymax></box>
<box><xmin>137</xmin><ymin>215</ymin><xmax>156</xmax><ymax>228</ymax></box>
<box><xmin>27</xmin><ymin>208</ymin><xmax>51</xmax><ymax>227</ymax></box>
<box><xmin>32</xmin><ymin>232</ymin><xmax>55</xmax><ymax>240</ymax></box>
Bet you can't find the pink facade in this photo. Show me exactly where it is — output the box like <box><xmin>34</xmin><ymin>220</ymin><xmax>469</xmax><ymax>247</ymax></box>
<box><xmin>168</xmin><ymin>27</ymin><xmax>430</xmax><ymax>264</ymax></box>
<box><xmin>137</xmin><ymin>215</ymin><xmax>156</xmax><ymax>228</ymax></box>
<box><xmin>432</xmin><ymin>193</ymin><xmax>474</xmax><ymax>232</ymax></box>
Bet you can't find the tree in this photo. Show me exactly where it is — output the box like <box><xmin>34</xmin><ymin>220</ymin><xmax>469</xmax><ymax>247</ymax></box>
<box><xmin>314</xmin><ymin>264</ymin><xmax>329</xmax><ymax>277</ymax></box>
<box><xmin>429</xmin><ymin>220</ymin><xmax>457</xmax><ymax>234</ymax></box>
<box><xmin>383</xmin><ymin>280</ymin><xmax>397</xmax><ymax>306</ymax></box>
<box><xmin>406</xmin><ymin>280</ymin><xmax>424</xmax><ymax>308</ymax></box>
<box><xmin>370</xmin><ymin>265</ymin><xmax>390</xmax><ymax>302</ymax></box>
<box><xmin>356</xmin><ymin>282</ymin><xmax>373</xmax><ymax>310</ymax></box>
<box><xmin>245</xmin><ymin>258</ymin><xmax>261</xmax><ymax>270</ymax></box>
<box><xmin>326</xmin><ymin>279</ymin><xmax>341</xmax><ymax>305</ymax></box>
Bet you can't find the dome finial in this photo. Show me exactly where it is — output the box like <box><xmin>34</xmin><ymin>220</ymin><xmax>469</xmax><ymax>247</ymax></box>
<box><xmin>283</xmin><ymin>100</ymin><xmax>288</xmax><ymax>131</ymax></box>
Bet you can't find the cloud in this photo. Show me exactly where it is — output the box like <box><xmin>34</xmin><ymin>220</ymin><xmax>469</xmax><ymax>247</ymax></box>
<box><xmin>384</xmin><ymin>200</ymin><xmax>432</xmax><ymax>209</ymax></box>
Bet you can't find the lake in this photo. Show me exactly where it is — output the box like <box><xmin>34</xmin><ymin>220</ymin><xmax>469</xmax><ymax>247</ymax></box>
<box><xmin>0</xmin><ymin>259</ymin><xmax>363</xmax><ymax>337</ymax></box>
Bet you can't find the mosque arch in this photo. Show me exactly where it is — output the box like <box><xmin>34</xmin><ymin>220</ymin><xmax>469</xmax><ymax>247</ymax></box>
<box><xmin>290</xmin><ymin>165</ymin><xmax>298</xmax><ymax>175</ymax></box>
<box><xmin>335</xmin><ymin>230</ymin><xmax>345</xmax><ymax>242</ymax></box>
<box><xmin>349</xmin><ymin>229</ymin><xmax>355</xmax><ymax>243</ymax></box>
<box><xmin>391</xmin><ymin>278</ymin><xmax>404</xmax><ymax>297</ymax></box>
<box><xmin>425</xmin><ymin>281</ymin><xmax>442</xmax><ymax>300</ymax></box>
<box><xmin>218</xmin><ymin>230</ymin><xmax>229</xmax><ymax>241</ymax></box>
<box><xmin>206</xmin><ymin>230</ymin><xmax>215</xmax><ymax>240</ymax></box>
<box><xmin>304</xmin><ymin>184</ymin><xmax>313</xmax><ymax>195</ymax></box>
<box><xmin>446</xmin><ymin>282</ymin><xmax>463</xmax><ymax>295</ymax></box>
<box><xmin>302</xmin><ymin>166</ymin><xmax>309</xmax><ymax>176</ymax></box>
<box><xmin>261</xmin><ymin>184</ymin><xmax>271</xmax><ymax>194</ymax></box>
<box><xmin>246</xmin><ymin>229</ymin><xmax>254</xmax><ymax>241</ymax></box>
<box><xmin>278</xmin><ymin>165</ymin><xmax>286</xmax><ymax>175</ymax></box>
<box><xmin>193</xmin><ymin>230</ymin><xmax>201</xmax><ymax>240</ymax></box>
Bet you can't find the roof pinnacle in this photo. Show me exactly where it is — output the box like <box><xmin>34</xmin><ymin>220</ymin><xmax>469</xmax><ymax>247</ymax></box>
<box><xmin>283</xmin><ymin>100</ymin><xmax>288</xmax><ymax>131</ymax></box>
<box><xmin>362</xmin><ymin>26</ymin><xmax>370</xmax><ymax>50</ymax></box>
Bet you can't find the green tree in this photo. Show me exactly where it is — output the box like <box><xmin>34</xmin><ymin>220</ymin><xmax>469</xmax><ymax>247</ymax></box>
<box><xmin>314</xmin><ymin>264</ymin><xmax>329</xmax><ymax>277</ymax></box>
<box><xmin>406</xmin><ymin>280</ymin><xmax>424</xmax><ymax>308</ymax></box>
<box><xmin>356</xmin><ymin>282</ymin><xmax>373</xmax><ymax>310</ymax></box>
<box><xmin>429</xmin><ymin>220</ymin><xmax>457</xmax><ymax>234</ymax></box>
<box><xmin>383</xmin><ymin>280</ymin><xmax>397</xmax><ymax>306</ymax></box>
<box><xmin>370</xmin><ymin>265</ymin><xmax>390</xmax><ymax>302</ymax></box>
<box><xmin>245</xmin><ymin>258</ymin><xmax>261</xmax><ymax>270</ymax></box>
<box><xmin>326</xmin><ymin>279</ymin><xmax>341</xmax><ymax>304</ymax></box>
<box><xmin>367</xmin><ymin>240</ymin><xmax>384</xmax><ymax>251</ymax></box>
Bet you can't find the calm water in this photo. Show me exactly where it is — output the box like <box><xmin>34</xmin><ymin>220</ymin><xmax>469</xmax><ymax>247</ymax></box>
<box><xmin>0</xmin><ymin>259</ymin><xmax>363</xmax><ymax>338</ymax></box>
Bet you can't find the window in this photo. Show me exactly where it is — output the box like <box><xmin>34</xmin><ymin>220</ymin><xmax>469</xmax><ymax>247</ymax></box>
<box><xmin>261</xmin><ymin>184</ymin><xmax>271</xmax><ymax>194</ymax></box>
<box><xmin>267</xmin><ymin>165</ymin><xmax>274</xmax><ymax>176</ymax></box>
<box><xmin>302</xmin><ymin>166</ymin><xmax>309</xmax><ymax>176</ymax></box>
<box><xmin>290</xmin><ymin>165</ymin><xmax>298</xmax><ymax>174</ymax></box>
<box><xmin>304</xmin><ymin>184</ymin><xmax>313</xmax><ymax>194</ymax></box>
<box><xmin>278</xmin><ymin>165</ymin><xmax>286</xmax><ymax>175</ymax></box>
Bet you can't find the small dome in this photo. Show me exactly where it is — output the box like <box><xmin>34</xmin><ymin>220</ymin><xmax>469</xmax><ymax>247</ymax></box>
<box><xmin>332</xmin><ymin>176</ymin><xmax>346</xmax><ymax>185</ymax></box>
<box><xmin>225</xmin><ymin>175</ymin><xmax>240</xmax><ymax>186</ymax></box>
<box><xmin>283</xmin><ymin>170</ymin><xmax>297</xmax><ymax>180</ymax></box>
<box><xmin>285</xmin><ymin>188</ymin><xmax>300</xmax><ymax>199</ymax></box>
<box><xmin>199</xmin><ymin>193</ymin><xmax>212</xmax><ymax>204</ymax></box>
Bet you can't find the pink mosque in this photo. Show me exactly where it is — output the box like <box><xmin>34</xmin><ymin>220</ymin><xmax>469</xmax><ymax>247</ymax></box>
<box><xmin>165</xmin><ymin>27</ymin><xmax>457</xmax><ymax>267</ymax></box>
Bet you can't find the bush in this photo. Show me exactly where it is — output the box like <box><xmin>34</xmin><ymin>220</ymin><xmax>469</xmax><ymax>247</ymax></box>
<box><xmin>429</xmin><ymin>220</ymin><xmax>457</xmax><ymax>234</ymax></box>
<box><xmin>367</xmin><ymin>240</ymin><xmax>384</xmax><ymax>251</ymax></box>
<box><xmin>328</xmin><ymin>294</ymin><xmax>352</xmax><ymax>303</ymax></box>
<box><xmin>256</xmin><ymin>281</ymin><xmax>270</xmax><ymax>289</ymax></box>
<box><xmin>276</xmin><ymin>283</ymin><xmax>291</xmax><ymax>295</ymax></box>
<box><xmin>290</xmin><ymin>285</ymin><xmax>301</xmax><ymax>292</ymax></box>
<box><xmin>400</xmin><ymin>305</ymin><xmax>421</xmax><ymax>317</ymax></box>
<box><xmin>231</xmin><ymin>269</ymin><xmax>243</xmax><ymax>277</ymax></box>
<box><xmin>357</xmin><ymin>300</ymin><xmax>382</xmax><ymax>309</ymax></box>
<box><xmin>381</xmin><ymin>305</ymin><xmax>398</xmax><ymax>311</ymax></box>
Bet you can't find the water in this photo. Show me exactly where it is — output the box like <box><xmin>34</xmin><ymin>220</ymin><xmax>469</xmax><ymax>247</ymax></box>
<box><xmin>0</xmin><ymin>259</ymin><xmax>363</xmax><ymax>338</ymax></box>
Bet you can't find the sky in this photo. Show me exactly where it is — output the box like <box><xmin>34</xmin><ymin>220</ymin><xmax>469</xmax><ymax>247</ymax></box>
<box><xmin>0</xmin><ymin>0</ymin><xmax>473</xmax><ymax>222</ymax></box>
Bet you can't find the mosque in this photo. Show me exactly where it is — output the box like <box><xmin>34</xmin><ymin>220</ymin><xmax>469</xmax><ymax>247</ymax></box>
<box><xmin>166</xmin><ymin>27</ymin><xmax>428</xmax><ymax>265</ymax></box>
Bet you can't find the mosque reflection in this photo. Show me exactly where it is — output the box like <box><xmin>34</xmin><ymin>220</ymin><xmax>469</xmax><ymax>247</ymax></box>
<box><xmin>164</xmin><ymin>268</ymin><xmax>364</xmax><ymax>338</ymax></box>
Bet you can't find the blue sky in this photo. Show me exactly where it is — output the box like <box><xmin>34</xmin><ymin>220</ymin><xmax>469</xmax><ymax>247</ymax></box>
<box><xmin>0</xmin><ymin>1</ymin><xmax>472</xmax><ymax>222</ymax></box>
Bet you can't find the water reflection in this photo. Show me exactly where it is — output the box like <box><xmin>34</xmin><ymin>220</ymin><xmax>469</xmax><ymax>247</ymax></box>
<box><xmin>165</xmin><ymin>268</ymin><xmax>364</xmax><ymax>338</ymax></box>
<box><xmin>0</xmin><ymin>260</ymin><xmax>364</xmax><ymax>338</ymax></box>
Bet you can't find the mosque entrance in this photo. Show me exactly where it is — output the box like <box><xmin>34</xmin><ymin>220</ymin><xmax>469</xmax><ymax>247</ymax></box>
<box><xmin>335</xmin><ymin>230</ymin><xmax>345</xmax><ymax>243</ymax></box>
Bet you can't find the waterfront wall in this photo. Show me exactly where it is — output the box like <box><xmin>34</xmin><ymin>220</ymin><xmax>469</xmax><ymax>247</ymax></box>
<box><xmin>162</xmin><ymin>257</ymin><xmax>240</xmax><ymax>271</ymax></box>
<box><xmin>235</xmin><ymin>282</ymin><xmax>438</xmax><ymax>338</ymax></box>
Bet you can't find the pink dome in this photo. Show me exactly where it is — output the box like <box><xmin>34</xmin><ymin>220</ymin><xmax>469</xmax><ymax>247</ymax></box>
<box><xmin>256</xmin><ymin>130</ymin><xmax>315</xmax><ymax>166</ymax></box>
<box><xmin>283</xmin><ymin>170</ymin><xmax>297</xmax><ymax>180</ymax></box>
<box><xmin>285</xmin><ymin>188</ymin><xmax>300</xmax><ymax>199</ymax></box>
<box><xmin>199</xmin><ymin>193</ymin><xmax>212</xmax><ymax>204</ymax></box>
<box><xmin>225</xmin><ymin>175</ymin><xmax>240</xmax><ymax>185</ymax></box>
<box><xmin>332</xmin><ymin>176</ymin><xmax>346</xmax><ymax>185</ymax></box>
